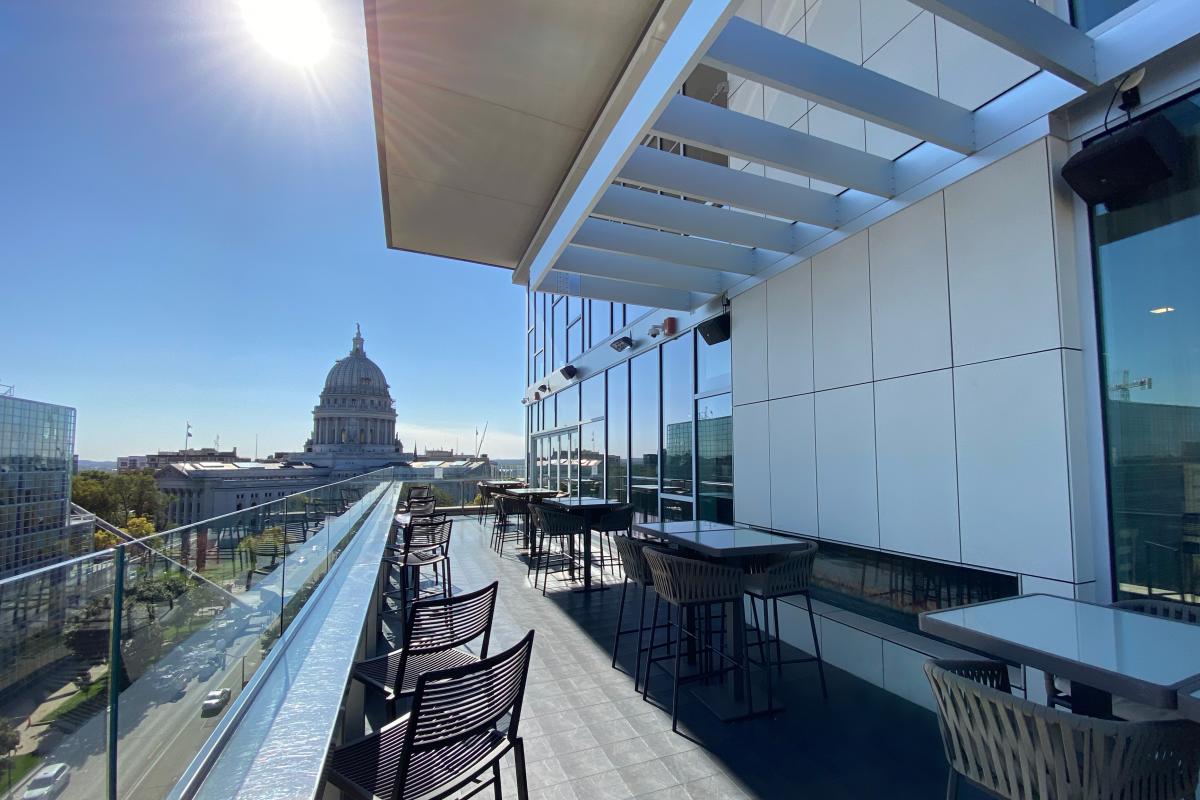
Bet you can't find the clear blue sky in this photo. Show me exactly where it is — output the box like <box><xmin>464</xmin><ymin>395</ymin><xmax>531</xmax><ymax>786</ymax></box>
<box><xmin>0</xmin><ymin>2</ymin><xmax>528</xmax><ymax>460</ymax></box>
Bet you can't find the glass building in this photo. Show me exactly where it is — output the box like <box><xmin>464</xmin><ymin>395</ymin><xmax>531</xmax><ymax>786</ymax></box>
<box><xmin>0</xmin><ymin>395</ymin><xmax>79</xmax><ymax>577</ymax></box>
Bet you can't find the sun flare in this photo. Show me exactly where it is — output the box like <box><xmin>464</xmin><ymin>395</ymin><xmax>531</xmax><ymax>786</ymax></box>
<box><xmin>241</xmin><ymin>0</ymin><xmax>331</xmax><ymax>67</ymax></box>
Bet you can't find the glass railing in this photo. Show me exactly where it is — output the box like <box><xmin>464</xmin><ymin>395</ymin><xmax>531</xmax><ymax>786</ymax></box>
<box><xmin>0</xmin><ymin>468</ymin><xmax>394</xmax><ymax>800</ymax></box>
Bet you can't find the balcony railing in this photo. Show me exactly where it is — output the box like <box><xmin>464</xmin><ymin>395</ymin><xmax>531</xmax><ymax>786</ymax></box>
<box><xmin>0</xmin><ymin>468</ymin><xmax>396</xmax><ymax>800</ymax></box>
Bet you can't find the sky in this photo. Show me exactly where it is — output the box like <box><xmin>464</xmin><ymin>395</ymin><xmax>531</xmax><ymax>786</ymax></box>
<box><xmin>0</xmin><ymin>2</ymin><xmax>528</xmax><ymax>460</ymax></box>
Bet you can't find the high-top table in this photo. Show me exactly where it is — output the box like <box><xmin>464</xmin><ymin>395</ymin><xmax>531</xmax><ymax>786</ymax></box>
<box><xmin>634</xmin><ymin>520</ymin><xmax>813</xmax><ymax>719</ymax></box>
<box><xmin>543</xmin><ymin>497</ymin><xmax>626</xmax><ymax>592</ymax></box>
<box><xmin>503</xmin><ymin>487</ymin><xmax>561</xmax><ymax>548</ymax></box>
<box><xmin>920</xmin><ymin>593</ymin><xmax>1200</xmax><ymax>717</ymax></box>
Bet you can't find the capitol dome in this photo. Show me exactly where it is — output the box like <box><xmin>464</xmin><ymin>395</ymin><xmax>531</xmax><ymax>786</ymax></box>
<box><xmin>309</xmin><ymin>326</ymin><xmax>399</xmax><ymax>454</ymax></box>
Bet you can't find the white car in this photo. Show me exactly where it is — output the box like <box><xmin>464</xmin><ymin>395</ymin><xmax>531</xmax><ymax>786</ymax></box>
<box><xmin>23</xmin><ymin>763</ymin><xmax>69</xmax><ymax>799</ymax></box>
<box><xmin>201</xmin><ymin>688</ymin><xmax>231</xmax><ymax>717</ymax></box>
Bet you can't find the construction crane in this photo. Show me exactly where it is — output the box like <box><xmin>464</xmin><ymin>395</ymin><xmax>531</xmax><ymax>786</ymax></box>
<box><xmin>1110</xmin><ymin>369</ymin><xmax>1152</xmax><ymax>401</ymax></box>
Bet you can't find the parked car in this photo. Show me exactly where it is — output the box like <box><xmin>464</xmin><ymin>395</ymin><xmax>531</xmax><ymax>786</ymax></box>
<box><xmin>23</xmin><ymin>763</ymin><xmax>69</xmax><ymax>799</ymax></box>
<box><xmin>201</xmin><ymin>688</ymin><xmax>231</xmax><ymax>717</ymax></box>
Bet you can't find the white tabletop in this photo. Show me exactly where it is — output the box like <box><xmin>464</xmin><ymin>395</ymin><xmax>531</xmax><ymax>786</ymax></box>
<box><xmin>920</xmin><ymin>594</ymin><xmax>1200</xmax><ymax>708</ymax></box>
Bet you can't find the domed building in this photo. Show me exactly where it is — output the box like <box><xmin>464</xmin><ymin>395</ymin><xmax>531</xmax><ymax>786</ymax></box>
<box><xmin>309</xmin><ymin>325</ymin><xmax>401</xmax><ymax>456</ymax></box>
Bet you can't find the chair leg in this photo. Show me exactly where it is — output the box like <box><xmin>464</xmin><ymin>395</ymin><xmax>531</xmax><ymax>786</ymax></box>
<box><xmin>763</xmin><ymin>599</ymin><xmax>775</xmax><ymax>712</ymax></box>
<box><xmin>492</xmin><ymin>762</ymin><xmax>502</xmax><ymax>800</ymax></box>
<box><xmin>513</xmin><ymin>738</ymin><xmax>530</xmax><ymax>800</ymax></box>
<box><xmin>642</xmin><ymin>595</ymin><xmax>661</xmax><ymax>703</ymax></box>
<box><xmin>443</xmin><ymin>559</ymin><xmax>452</xmax><ymax>600</ymax></box>
<box><xmin>805</xmin><ymin>592</ymin><xmax>828</xmax><ymax>699</ymax></box>
<box><xmin>671</xmin><ymin>604</ymin><xmax>683</xmax><ymax>734</ymax></box>
<box><xmin>634</xmin><ymin>586</ymin><xmax>648</xmax><ymax>691</ymax></box>
<box><xmin>611</xmin><ymin>579</ymin><xmax>629</xmax><ymax>669</ymax></box>
<box><xmin>945</xmin><ymin>770</ymin><xmax>958</xmax><ymax>800</ymax></box>
<box><xmin>750</xmin><ymin>596</ymin><xmax>767</xmax><ymax>670</ymax></box>
<box><xmin>772</xmin><ymin>597</ymin><xmax>783</xmax><ymax>676</ymax></box>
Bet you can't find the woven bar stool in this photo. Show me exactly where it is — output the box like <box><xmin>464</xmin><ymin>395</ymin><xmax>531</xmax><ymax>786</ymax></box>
<box><xmin>476</xmin><ymin>483</ymin><xmax>492</xmax><ymax>524</ymax></box>
<box><xmin>926</xmin><ymin>658</ymin><xmax>1200</xmax><ymax>800</ymax></box>
<box><xmin>592</xmin><ymin>504</ymin><xmax>634</xmax><ymax>581</ymax></box>
<box><xmin>491</xmin><ymin>496</ymin><xmax>525</xmax><ymax>555</ymax></box>
<box><xmin>744</xmin><ymin>542</ymin><xmax>826</xmax><ymax>710</ymax></box>
<box><xmin>528</xmin><ymin>506</ymin><xmax>585</xmax><ymax>596</ymax></box>
<box><xmin>610</xmin><ymin>535</ymin><xmax>668</xmax><ymax>690</ymax></box>
<box><xmin>641</xmin><ymin>547</ymin><xmax>750</xmax><ymax>733</ymax></box>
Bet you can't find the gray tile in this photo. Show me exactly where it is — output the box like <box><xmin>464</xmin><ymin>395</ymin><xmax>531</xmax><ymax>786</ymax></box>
<box><xmin>618</xmin><ymin>760</ymin><xmax>680</xmax><ymax>795</ymax></box>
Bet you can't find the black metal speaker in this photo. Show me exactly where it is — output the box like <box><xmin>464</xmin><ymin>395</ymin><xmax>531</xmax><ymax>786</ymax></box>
<box><xmin>697</xmin><ymin>313</ymin><xmax>731</xmax><ymax>345</ymax></box>
<box><xmin>1061</xmin><ymin>114</ymin><xmax>1184</xmax><ymax>206</ymax></box>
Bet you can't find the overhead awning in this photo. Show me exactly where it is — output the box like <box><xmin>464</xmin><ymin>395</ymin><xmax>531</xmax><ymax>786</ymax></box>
<box><xmin>365</xmin><ymin>0</ymin><xmax>1200</xmax><ymax>308</ymax></box>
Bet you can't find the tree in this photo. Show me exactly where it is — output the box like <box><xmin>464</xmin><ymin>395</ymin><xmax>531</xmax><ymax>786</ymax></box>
<box><xmin>0</xmin><ymin>719</ymin><xmax>19</xmax><ymax>789</ymax></box>
<box><xmin>72</xmin><ymin>469</ymin><xmax>172</xmax><ymax>528</ymax></box>
<box><xmin>94</xmin><ymin>528</ymin><xmax>122</xmax><ymax>550</ymax></box>
<box><xmin>122</xmin><ymin>516</ymin><xmax>156</xmax><ymax>538</ymax></box>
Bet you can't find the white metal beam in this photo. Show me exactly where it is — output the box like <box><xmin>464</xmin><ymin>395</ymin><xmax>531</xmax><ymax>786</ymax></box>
<box><xmin>593</xmin><ymin>184</ymin><xmax>806</xmax><ymax>252</ymax></box>
<box><xmin>652</xmin><ymin>94</ymin><xmax>895</xmax><ymax>196</ymax></box>
<box><xmin>543</xmin><ymin>270</ymin><xmax>704</xmax><ymax>311</ymax></box>
<box><xmin>556</xmin><ymin>245</ymin><xmax>730</xmax><ymax>293</ymax></box>
<box><xmin>705</xmin><ymin>18</ymin><xmax>976</xmax><ymax>153</ymax></box>
<box><xmin>906</xmin><ymin>0</ymin><xmax>1097</xmax><ymax>89</ymax></box>
<box><xmin>618</xmin><ymin>146</ymin><xmax>839</xmax><ymax>227</ymax></box>
<box><xmin>572</xmin><ymin>218</ymin><xmax>769</xmax><ymax>275</ymax></box>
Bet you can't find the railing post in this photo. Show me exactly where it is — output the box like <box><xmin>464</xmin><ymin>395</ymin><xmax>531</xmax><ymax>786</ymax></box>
<box><xmin>107</xmin><ymin>547</ymin><xmax>125</xmax><ymax>800</ymax></box>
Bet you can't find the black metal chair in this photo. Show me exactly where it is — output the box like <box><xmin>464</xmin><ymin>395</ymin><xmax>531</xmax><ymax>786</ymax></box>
<box><xmin>641</xmin><ymin>547</ymin><xmax>750</xmax><ymax>733</ymax></box>
<box><xmin>528</xmin><ymin>506</ymin><xmax>586</xmax><ymax>596</ymax></box>
<box><xmin>382</xmin><ymin>518</ymin><xmax>453</xmax><ymax>621</ymax></box>
<box><xmin>491</xmin><ymin>496</ymin><xmax>525</xmax><ymax>555</ymax></box>
<box><xmin>353</xmin><ymin>582</ymin><xmax>498</xmax><ymax>718</ymax></box>
<box><xmin>400</xmin><ymin>484</ymin><xmax>433</xmax><ymax>511</ymax></box>
<box><xmin>744</xmin><ymin>542</ymin><xmax>827</xmax><ymax>710</ymax></box>
<box><xmin>592</xmin><ymin>504</ymin><xmax>634</xmax><ymax>581</ymax></box>
<box><xmin>328</xmin><ymin>631</ymin><xmax>536</xmax><ymax>800</ymax></box>
<box><xmin>1046</xmin><ymin>597</ymin><xmax>1199</xmax><ymax>710</ymax></box>
<box><xmin>611</xmin><ymin>535</ymin><xmax>666</xmax><ymax>690</ymax></box>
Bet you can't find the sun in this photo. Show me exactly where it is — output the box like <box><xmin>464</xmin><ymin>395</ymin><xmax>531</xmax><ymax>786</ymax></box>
<box><xmin>240</xmin><ymin>0</ymin><xmax>331</xmax><ymax>67</ymax></box>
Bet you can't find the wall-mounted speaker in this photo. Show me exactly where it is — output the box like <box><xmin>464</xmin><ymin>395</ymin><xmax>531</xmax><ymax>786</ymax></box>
<box><xmin>1061</xmin><ymin>114</ymin><xmax>1184</xmax><ymax>207</ymax></box>
<box><xmin>697</xmin><ymin>313</ymin><xmax>731</xmax><ymax>345</ymax></box>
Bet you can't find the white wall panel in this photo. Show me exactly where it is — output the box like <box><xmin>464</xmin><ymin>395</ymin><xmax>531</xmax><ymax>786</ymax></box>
<box><xmin>805</xmin><ymin>0</ymin><xmax>863</xmax><ymax>62</ymax></box>
<box><xmin>815</xmin><ymin>383</ymin><xmax>879</xmax><ymax>546</ymax></box>
<box><xmin>767</xmin><ymin>261</ymin><xmax>814</xmax><ymax>398</ymax></box>
<box><xmin>820</xmin><ymin>617</ymin><xmax>884</xmax><ymax>687</ymax></box>
<box><xmin>863</xmin><ymin>11</ymin><xmax>935</xmax><ymax>159</ymax></box>
<box><xmin>955</xmin><ymin>350</ymin><xmax>1074</xmax><ymax>580</ymax></box>
<box><xmin>812</xmin><ymin>232</ymin><xmax>873</xmax><ymax>390</ymax></box>
<box><xmin>946</xmin><ymin>142</ymin><xmax>1062</xmax><ymax>365</ymax></box>
<box><xmin>763</xmin><ymin>0</ymin><xmax>806</xmax><ymax>37</ymax></box>
<box><xmin>874</xmin><ymin>370</ymin><xmax>960</xmax><ymax>561</ymax></box>
<box><xmin>733</xmin><ymin>402</ymin><xmax>773</xmax><ymax>527</ymax></box>
<box><xmin>934</xmin><ymin>16</ymin><xmax>1037</xmax><ymax>110</ymax></box>
<box><xmin>1062</xmin><ymin>349</ymin><xmax>1094</xmax><ymax>583</ymax></box>
<box><xmin>770</xmin><ymin>395</ymin><xmax>819</xmax><ymax>534</ymax></box>
<box><xmin>883</xmin><ymin>641</ymin><xmax>936</xmax><ymax>712</ymax></box>
<box><xmin>732</xmin><ymin>282</ymin><xmax>769</xmax><ymax>405</ymax></box>
<box><xmin>869</xmin><ymin>193</ymin><xmax>951</xmax><ymax>379</ymax></box>
<box><xmin>861</xmin><ymin>0</ymin><xmax>921</xmax><ymax>58</ymax></box>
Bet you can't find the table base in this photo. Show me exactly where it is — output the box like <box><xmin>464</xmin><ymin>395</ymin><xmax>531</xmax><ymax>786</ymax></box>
<box><xmin>688</xmin><ymin>671</ymin><xmax>786</xmax><ymax>721</ymax></box>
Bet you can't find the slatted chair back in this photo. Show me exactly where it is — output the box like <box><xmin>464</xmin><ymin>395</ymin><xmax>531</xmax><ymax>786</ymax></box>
<box><xmin>405</xmin><ymin>496</ymin><xmax>437</xmax><ymax>518</ymax></box>
<box><xmin>751</xmin><ymin>542</ymin><xmax>818</xmax><ymax>598</ymax></box>
<box><xmin>613</xmin><ymin>536</ymin><xmax>655</xmax><ymax>587</ymax></box>
<box><xmin>925</xmin><ymin>658</ymin><xmax>1200</xmax><ymax>800</ymax></box>
<box><xmin>531</xmin><ymin>506</ymin><xmax>586</xmax><ymax>539</ymax></box>
<box><xmin>594</xmin><ymin>504</ymin><xmax>634</xmax><ymax>534</ymax></box>
<box><xmin>394</xmin><ymin>631</ymin><xmax>536</xmax><ymax>799</ymax></box>
<box><xmin>403</xmin><ymin>517</ymin><xmax>452</xmax><ymax>557</ymax></box>
<box><xmin>404</xmin><ymin>582</ymin><xmax>498</xmax><ymax>659</ymax></box>
<box><xmin>405</xmin><ymin>485</ymin><xmax>434</xmax><ymax>502</ymax></box>
<box><xmin>1113</xmin><ymin>597</ymin><xmax>1200</xmax><ymax>624</ymax></box>
<box><xmin>642</xmin><ymin>547</ymin><xmax>744</xmax><ymax>605</ymax></box>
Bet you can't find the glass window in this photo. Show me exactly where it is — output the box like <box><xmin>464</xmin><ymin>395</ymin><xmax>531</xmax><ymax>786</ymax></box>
<box><xmin>567</xmin><ymin>321</ymin><xmax>582</xmax><ymax>361</ymax></box>
<box><xmin>580</xmin><ymin>421</ymin><xmax>604</xmax><ymax>498</ymax></box>
<box><xmin>661</xmin><ymin>334</ymin><xmax>694</xmax><ymax>498</ymax></box>
<box><xmin>567</xmin><ymin>295</ymin><xmax>580</xmax><ymax>323</ymax></box>
<box><xmin>626</xmin><ymin>305</ymin><xmax>653</xmax><ymax>325</ymax></box>
<box><xmin>581</xmin><ymin>374</ymin><xmax>604</xmax><ymax>421</ymax></box>
<box><xmin>556</xmin><ymin>384</ymin><xmax>579</xmax><ymax>427</ymax></box>
<box><xmin>590</xmin><ymin>300</ymin><xmax>612</xmax><ymax>347</ymax></box>
<box><xmin>697</xmin><ymin>393</ymin><xmax>734</xmax><ymax>524</ymax></box>
<box><xmin>553</xmin><ymin>300</ymin><xmax>566</xmax><ymax>370</ymax></box>
<box><xmin>630</xmin><ymin>349</ymin><xmax>660</xmax><ymax>521</ymax></box>
<box><xmin>606</xmin><ymin>363</ymin><xmax>629</xmax><ymax>504</ymax></box>
<box><xmin>534</xmin><ymin>294</ymin><xmax>544</xmax><ymax>354</ymax></box>
<box><xmin>527</xmin><ymin>331</ymin><xmax>535</xmax><ymax>384</ymax></box>
<box><xmin>696</xmin><ymin>325</ymin><xmax>732</xmax><ymax>393</ymax></box>
<box><xmin>1092</xmin><ymin>94</ymin><xmax>1200</xmax><ymax>605</ymax></box>
<box><xmin>1071</xmin><ymin>0</ymin><xmax>1140</xmax><ymax>30</ymax></box>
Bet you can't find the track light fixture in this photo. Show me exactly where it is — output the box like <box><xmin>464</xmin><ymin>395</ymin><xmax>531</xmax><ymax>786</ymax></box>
<box><xmin>559</xmin><ymin>365</ymin><xmax>578</xmax><ymax>381</ymax></box>
<box><xmin>610</xmin><ymin>336</ymin><xmax>634</xmax><ymax>352</ymax></box>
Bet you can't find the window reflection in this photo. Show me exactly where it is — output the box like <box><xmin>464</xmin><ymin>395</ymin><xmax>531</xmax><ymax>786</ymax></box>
<box><xmin>1093</xmin><ymin>95</ymin><xmax>1200</xmax><ymax>605</ymax></box>
<box><xmin>581</xmin><ymin>374</ymin><xmax>604</xmax><ymax>421</ymax></box>
<box><xmin>580</xmin><ymin>421</ymin><xmax>604</xmax><ymax>498</ymax></box>
<box><xmin>696</xmin><ymin>327</ymin><xmax>731</xmax><ymax>393</ymax></box>
<box><xmin>661</xmin><ymin>335</ymin><xmax>693</xmax><ymax>497</ymax></box>
<box><xmin>630</xmin><ymin>350</ymin><xmax>659</xmax><ymax>521</ymax></box>
<box><xmin>697</xmin><ymin>394</ymin><xmax>733</xmax><ymax>524</ymax></box>
<box><xmin>607</xmin><ymin>364</ymin><xmax>628</xmax><ymax>504</ymax></box>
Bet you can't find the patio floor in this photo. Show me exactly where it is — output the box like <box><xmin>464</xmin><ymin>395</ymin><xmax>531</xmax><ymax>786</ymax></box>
<box><xmin>377</xmin><ymin>517</ymin><xmax>984</xmax><ymax>799</ymax></box>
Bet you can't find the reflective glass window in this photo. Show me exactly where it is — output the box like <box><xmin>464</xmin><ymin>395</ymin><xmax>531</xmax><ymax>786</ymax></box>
<box><xmin>630</xmin><ymin>349</ymin><xmax>659</xmax><ymax>521</ymax></box>
<box><xmin>581</xmin><ymin>374</ymin><xmax>604</xmax><ymax>421</ymax></box>
<box><xmin>696</xmin><ymin>326</ymin><xmax>731</xmax><ymax>394</ymax></box>
<box><xmin>697</xmin><ymin>393</ymin><xmax>734</xmax><ymax>524</ymax></box>
<box><xmin>661</xmin><ymin>334</ymin><xmax>694</xmax><ymax>497</ymax></box>
<box><xmin>606</xmin><ymin>363</ymin><xmax>629</xmax><ymax>504</ymax></box>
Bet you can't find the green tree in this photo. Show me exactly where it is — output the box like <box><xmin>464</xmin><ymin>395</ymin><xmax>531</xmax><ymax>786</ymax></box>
<box><xmin>71</xmin><ymin>469</ymin><xmax>172</xmax><ymax>528</ymax></box>
<box><xmin>0</xmin><ymin>719</ymin><xmax>19</xmax><ymax>789</ymax></box>
<box><xmin>93</xmin><ymin>528</ymin><xmax>122</xmax><ymax>550</ymax></box>
<box><xmin>122</xmin><ymin>516</ymin><xmax>156</xmax><ymax>538</ymax></box>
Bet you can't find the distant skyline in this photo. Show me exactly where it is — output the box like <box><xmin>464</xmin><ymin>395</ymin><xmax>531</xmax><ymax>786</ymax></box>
<box><xmin>1</xmin><ymin>2</ymin><xmax>527</xmax><ymax>460</ymax></box>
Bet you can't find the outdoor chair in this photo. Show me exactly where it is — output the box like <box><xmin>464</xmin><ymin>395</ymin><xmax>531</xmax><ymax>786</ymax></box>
<box><xmin>528</xmin><ymin>505</ymin><xmax>585</xmax><ymax>596</ymax></box>
<box><xmin>353</xmin><ymin>582</ymin><xmax>498</xmax><ymax>718</ymax></box>
<box><xmin>641</xmin><ymin>547</ymin><xmax>750</xmax><ymax>733</ymax></box>
<box><xmin>1045</xmin><ymin>597</ymin><xmax>1199</xmax><ymax>711</ymax></box>
<box><xmin>327</xmin><ymin>631</ymin><xmax>535</xmax><ymax>800</ymax></box>
<box><xmin>925</xmin><ymin>658</ymin><xmax>1200</xmax><ymax>800</ymax></box>
<box><xmin>744</xmin><ymin>542</ymin><xmax>827</xmax><ymax>709</ymax></box>
<box><xmin>382</xmin><ymin>518</ymin><xmax>453</xmax><ymax>621</ymax></box>
<box><xmin>592</xmin><ymin>504</ymin><xmax>634</xmax><ymax>581</ymax></box>
<box><xmin>399</xmin><ymin>484</ymin><xmax>433</xmax><ymax>512</ymax></box>
<box><xmin>476</xmin><ymin>482</ymin><xmax>492</xmax><ymax>524</ymax></box>
<box><xmin>491</xmin><ymin>496</ymin><xmax>525</xmax><ymax>555</ymax></box>
<box><xmin>611</xmin><ymin>535</ymin><xmax>667</xmax><ymax>690</ymax></box>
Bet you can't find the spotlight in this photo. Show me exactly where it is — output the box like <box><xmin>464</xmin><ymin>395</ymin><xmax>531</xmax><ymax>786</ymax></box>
<box><xmin>559</xmin><ymin>365</ymin><xmax>578</xmax><ymax>380</ymax></box>
<box><xmin>537</xmin><ymin>383</ymin><xmax>550</xmax><ymax>393</ymax></box>
<box><xmin>610</xmin><ymin>336</ymin><xmax>634</xmax><ymax>352</ymax></box>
